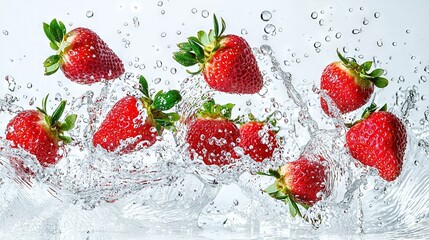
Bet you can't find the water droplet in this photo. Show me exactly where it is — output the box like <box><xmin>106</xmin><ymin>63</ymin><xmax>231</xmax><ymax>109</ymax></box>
<box><xmin>154</xmin><ymin>78</ymin><xmax>161</xmax><ymax>84</ymax></box>
<box><xmin>319</xmin><ymin>19</ymin><xmax>324</xmax><ymax>26</ymax></box>
<box><xmin>343</xmin><ymin>47</ymin><xmax>349</xmax><ymax>53</ymax></box>
<box><xmin>156</xmin><ymin>60</ymin><xmax>162</xmax><ymax>68</ymax></box>
<box><xmin>377</xmin><ymin>40</ymin><xmax>383</xmax><ymax>47</ymax></box>
<box><xmin>352</xmin><ymin>28</ymin><xmax>362</xmax><ymax>34</ymax></box>
<box><xmin>133</xmin><ymin>17</ymin><xmax>140</xmax><ymax>27</ymax></box>
<box><xmin>325</xmin><ymin>36</ymin><xmax>331</xmax><ymax>42</ymax></box>
<box><xmin>374</xmin><ymin>12</ymin><xmax>380</xmax><ymax>18</ymax></box>
<box><xmin>27</xmin><ymin>83</ymin><xmax>32</xmax><ymax>89</ymax></box>
<box><xmin>392</xmin><ymin>41</ymin><xmax>397</xmax><ymax>46</ymax></box>
<box><xmin>176</xmin><ymin>30</ymin><xmax>181</xmax><ymax>35</ymax></box>
<box><xmin>170</xmin><ymin>68</ymin><xmax>177</xmax><ymax>74</ymax></box>
<box><xmin>406</xmin><ymin>29</ymin><xmax>411</xmax><ymax>34</ymax></box>
<box><xmin>260</xmin><ymin>45</ymin><xmax>273</xmax><ymax>55</ymax></box>
<box><xmin>233</xmin><ymin>199</ymin><xmax>239</xmax><ymax>206</ymax></box>
<box><xmin>398</xmin><ymin>75</ymin><xmax>405</xmax><ymax>82</ymax></box>
<box><xmin>424</xmin><ymin>65</ymin><xmax>429</xmax><ymax>73</ymax></box>
<box><xmin>161</xmin><ymin>32</ymin><xmax>167</xmax><ymax>37</ymax></box>
<box><xmin>123</xmin><ymin>22</ymin><xmax>129</xmax><ymax>26</ymax></box>
<box><xmin>261</xmin><ymin>10</ymin><xmax>272</xmax><ymax>21</ymax></box>
<box><xmin>191</xmin><ymin>8</ymin><xmax>197</xmax><ymax>14</ymax></box>
<box><xmin>419</xmin><ymin>75</ymin><xmax>427</xmax><ymax>83</ymax></box>
<box><xmin>311</xmin><ymin>12</ymin><xmax>318</xmax><ymax>19</ymax></box>
<box><xmin>363</xmin><ymin>19</ymin><xmax>369</xmax><ymax>25</ymax></box>
<box><xmin>335</xmin><ymin>32</ymin><xmax>342</xmax><ymax>39</ymax></box>
<box><xmin>86</xmin><ymin>11</ymin><xmax>94</xmax><ymax>18</ymax></box>
<box><xmin>157</xmin><ymin>1</ymin><xmax>163</xmax><ymax>6</ymax></box>
<box><xmin>360</xmin><ymin>6</ymin><xmax>365</xmax><ymax>10</ymax></box>
<box><xmin>29</xmin><ymin>97</ymin><xmax>36</xmax><ymax>106</ymax></box>
<box><xmin>5</xmin><ymin>75</ymin><xmax>16</xmax><ymax>92</ymax></box>
<box><xmin>2</xmin><ymin>30</ymin><xmax>9</xmax><ymax>35</ymax></box>
<box><xmin>264</xmin><ymin>24</ymin><xmax>276</xmax><ymax>35</ymax></box>
<box><xmin>349</xmin><ymin>8</ymin><xmax>353</xmax><ymax>12</ymax></box>
<box><xmin>314</xmin><ymin>42</ymin><xmax>321</xmax><ymax>48</ymax></box>
<box><xmin>424</xmin><ymin>110</ymin><xmax>429</xmax><ymax>121</ymax></box>
<box><xmin>201</xmin><ymin>10</ymin><xmax>209</xmax><ymax>18</ymax></box>
<box><xmin>241</xmin><ymin>29</ymin><xmax>248</xmax><ymax>35</ymax></box>
<box><xmin>160</xmin><ymin>10</ymin><xmax>165</xmax><ymax>15</ymax></box>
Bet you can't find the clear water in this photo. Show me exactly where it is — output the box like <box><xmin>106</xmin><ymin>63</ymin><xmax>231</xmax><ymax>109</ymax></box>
<box><xmin>1</xmin><ymin>1</ymin><xmax>429</xmax><ymax>239</ymax></box>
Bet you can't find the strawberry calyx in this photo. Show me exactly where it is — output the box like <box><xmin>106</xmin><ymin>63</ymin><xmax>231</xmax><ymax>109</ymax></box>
<box><xmin>36</xmin><ymin>94</ymin><xmax>77</xmax><ymax>144</ymax></box>
<box><xmin>336</xmin><ymin>49</ymin><xmax>389</xmax><ymax>89</ymax></box>
<box><xmin>138</xmin><ymin>75</ymin><xmax>182</xmax><ymax>134</ymax></box>
<box><xmin>173</xmin><ymin>14</ymin><xmax>226</xmax><ymax>74</ymax></box>
<box><xmin>43</xmin><ymin>19</ymin><xmax>70</xmax><ymax>76</ymax></box>
<box><xmin>195</xmin><ymin>98</ymin><xmax>234</xmax><ymax>120</ymax></box>
<box><xmin>345</xmin><ymin>102</ymin><xmax>388</xmax><ymax>127</ymax></box>
<box><xmin>257</xmin><ymin>169</ymin><xmax>308</xmax><ymax>218</ymax></box>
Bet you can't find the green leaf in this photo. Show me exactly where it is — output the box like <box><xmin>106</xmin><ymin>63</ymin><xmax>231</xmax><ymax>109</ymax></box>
<box><xmin>336</xmin><ymin>49</ymin><xmax>348</xmax><ymax>65</ymax></box>
<box><xmin>362</xmin><ymin>102</ymin><xmax>377</xmax><ymax>119</ymax></box>
<box><xmin>361</xmin><ymin>61</ymin><xmax>372</xmax><ymax>72</ymax></box>
<box><xmin>50</xmin><ymin>42</ymin><xmax>59</xmax><ymax>51</ymax></box>
<box><xmin>208</xmin><ymin>30</ymin><xmax>215</xmax><ymax>42</ymax></box>
<box><xmin>43</xmin><ymin>22</ymin><xmax>57</xmax><ymax>45</ymax></box>
<box><xmin>42</xmin><ymin>94</ymin><xmax>49</xmax><ymax>113</ymax></box>
<box><xmin>173</xmin><ymin>51</ymin><xmax>198</xmax><ymax>67</ymax></box>
<box><xmin>44</xmin><ymin>63</ymin><xmax>60</xmax><ymax>76</ymax></box>
<box><xmin>45</xmin><ymin>115</ymin><xmax>51</xmax><ymax>126</ymax></box>
<box><xmin>256</xmin><ymin>171</ymin><xmax>272</xmax><ymax>176</ymax></box>
<box><xmin>44</xmin><ymin>55</ymin><xmax>61</xmax><ymax>67</ymax></box>
<box><xmin>60</xmin><ymin>114</ymin><xmax>77</xmax><ymax>131</ymax></box>
<box><xmin>50</xmin><ymin>19</ymin><xmax>64</xmax><ymax>43</ymax></box>
<box><xmin>177</xmin><ymin>42</ymin><xmax>192</xmax><ymax>51</ymax></box>
<box><xmin>268</xmin><ymin>168</ymin><xmax>281</xmax><ymax>179</ymax></box>
<box><xmin>58</xmin><ymin>20</ymin><xmax>66</xmax><ymax>36</ymax></box>
<box><xmin>139</xmin><ymin>75</ymin><xmax>150</xmax><ymax>98</ymax></box>
<box><xmin>286</xmin><ymin>196</ymin><xmax>302</xmax><ymax>218</ymax></box>
<box><xmin>372</xmin><ymin>77</ymin><xmax>389</xmax><ymax>88</ymax></box>
<box><xmin>198</xmin><ymin>31</ymin><xmax>209</xmax><ymax>45</ymax></box>
<box><xmin>51</xmin><ymin>100</ymin><xmax>66</xmax><ymax>125</ymax></box>
<box><xmin>188</xmin><ymin>36</ymin><xmax>203</xmax><ymax>46</ymax></box>
<box><xmin>220</xmin><ymin>17</ymin><xmax>226</xmax><ymax>36</ymax></box>
<box><xmin>213</xmin><ymin>14</ymin><xmax>219</xmax><ymax>37</ymax></box>
<box><xmin>167</xmin><ymin>112</ymin><xmax>180</xmax><ymax>121</ymax></box>
<box><xmin>58</xmin><ymin>135</ymin><xmax>73</xmax><ymax>144</ymax></box>
<box><xmin>152</xmin><ymin>90</ymin><xmax>182</xmax><ymax>111</ymax></box>
<box><xmin>188</xmin><ymin>38</ymin><xmax>205</xmax><ymax>63</ymax></box>
<box><xmin>155</xmin><ymin>124</ymin><xmax>163</xmax><ymax>135</ymax></box>
<box><xmin>263</xmin><ymin>183</ymin><xmax>279</xmax><ymax>194</ymax></box>
<box><xmin>369</xmin><ymin>68</ymin><xmax>384</xmax><ymax>78</ymax></box>
<box><xmin>380</xmin><ymin>104</ymin><xmax>388</xmax><ymax>112</ymax></box>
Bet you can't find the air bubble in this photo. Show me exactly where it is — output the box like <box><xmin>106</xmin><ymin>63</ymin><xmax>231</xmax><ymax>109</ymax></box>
<box><xmin>55</xmin><ymin>93</ymin><xmax>62</xmax><ymax>101</ymax></box>
<box><xmin>392</xmin><ymin>42</ymin><xmax>397</xmax><ymax>46</ymax></box>
<box><xmin>5</xmin><ymin>75</ymin><xmax>16</xmax><ymax>92</ymax></box>
<box><xmin>352</xmin><ymin>28</ymin><xmax>362</xmax><ymax>34</ymax></box>
<box><xmin>374</xmin><ymin>12</ymin><xmax>380</xmax><ymax>18</ymax></box>
<box><xmin>311</xmin><ymin>12</ymin><xmax>318</xmax><ymax>19</ymax></box>
<box><xmin>319</xmin><ymin>19</ymin><xmax>324</xmax><ymax>26</ymax></box>
<box><xmin>264</xmin><ymin>24</ymin><xmax>276</xmax><ymax>35</ymax></box>
<box><xmin>133</xmin><ymin>17</ymin><xmax>140</xmax><ymax>27</ymax></box>
<box><xmin>419</xmin><ymin>76</ymin><xmax>427</xmax><ymax>83</ymax></box>
<box><xmin>191</xmin><ymin>8</ymin><xmax>197</xmax><ymax>14</ymax></box>
<box><xmin>2</xmin><ymin>30</ymin><xmax>8</xmax><ymax>35</ymax></box>
<box><xmin>241</xmin><ymin>29</ymin><xmax>248</xmax><ymax>35</ymax></box>
<box><xmin>406</xmin><ymin>29</ymin><xmax>411</xmax><ymax>34</ymax></box>
<box><xmin>325</xmin><ymin>36</ymin><xmax>331</xmax><ymax>42</ymax></box>
<box><xmin>349</xmin><ymin>8</ymin><xmax>353</xmax><ymax>12</ymax></box>
<box><xmin>335</xmin><ymin>32</ymin><xmax>342</xmax><ymax>39</ymax></box>
<box><xmin>377</xmin><ymin>40</ymin><xmax>383</xmax><ymax>47</ymax></box>
<box><xmin>176</xmin><ymin>30</ymin><xmax>181</xmax><ymax>35</ymax></box>
<box><xmin>261</xmin><ymin>10</ymin><xmax>272</xmax><ymax>21</ymax></box>
<box><xmin>157</xmin><ymin>1</ymin><xmax>163</xmax><ymax>6</ymax></box>
<box><xmin>363</xmin><ymin>19</ymin><xmax>369</xmax><ymax>25</ymax></box>
<box><xmin>170</xmin><ymin>68</ymin><xmax>177</xmax><ymax>74</ymax></box>
<box><xmin>201</xmin><ymin>10</ymin><xmax>209</xmax><ymax>18</ymax></box>
<box><xmin>314</xmin><ymin>42</ymin><xmax>321</xmax><ymax>48</ymax></box>
<box><xmin>161</xmin><ymin>32</ymin><xmax>167</xmax><ymax>37</ymax></box>
<box><xmin>156</xmin><ymin>60</ymin><xmax>162</xmax><ymax>68</ymax></box>
<box><xmin>86</xmin><ymin>11</ymin><xmax>94</xmax><ymax>18</ymax></box>
<box><xmin>27</xmin><ymin>83</ymin><xmax>32</xmax><ymax>89</ymax></box>
<box><xmin>154</xmin><ymin>78</ymin><xmax>161</xmax><ymax>84</ymax></box>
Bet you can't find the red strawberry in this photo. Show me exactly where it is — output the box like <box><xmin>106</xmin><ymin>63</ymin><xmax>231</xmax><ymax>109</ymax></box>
<box><xmin>258</xmin><ymin>156</ymin><xmax>328</xmax><ymax>217</ymax></box>
<box><xmin>186</xmin><ymin>99</ymin><xmax>240</xmax><ymax>166</ymax></box>
<box><xmin>239</xmin><ymin>120</ymin><xmax>278</xmax><ymax>162</ymax></box>
<box><xmin>346</xmin><ymin>103</ymin><xmax>407</xmax><ymax>181</ymax></box>
<box><xmin>43</xmin><ymin>19</ymin><xmax>124</xmax><ymax>84</ymax></box>
<box><xmin>320</xmin><ymin>50</ymin><xmax>388</xmax><ymax>115</ymax></box>
<box><xmin>5</xmin><ymin>95</ymin><xmax>77</xmax><ymax>167</ymax></box>
<box><xmin>173</xmin><ymin>15</ymin><xmax>263</xmax><ymax>94</ymax></box>
<box><xmin>93</xmin><ymin>76</ymin><xmax>182</xmax><ymax>154</ymax></box>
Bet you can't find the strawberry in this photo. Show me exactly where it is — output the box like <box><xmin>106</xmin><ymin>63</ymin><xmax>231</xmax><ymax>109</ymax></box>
<box><xmin>5</xmin><ymin>95</ymin><xmax>77</xmax><ymax>167</ymax></box>
<box><xmin>173</xmin><ymin>15</ymin><xmax>263</xmax><ymax>94</ymax></box>
<box><xmin>186</xmin><ymin>99</ymin><xmax>240</xmax><ymax>166</ymax></box>
<box><xmin>320</xmin><ymin>50</ymin><xmax>389</xmax><ymax>115</ymax></box>
<box><xmin>43</xmin><ymin>19</ymin><xmax>124</xmax><ymax>84</ymax></box>
<box><xmin>258</xmin><ymin>156</ymin><xmax>328</xmax><ymax>218</ymax></box>
<box><xmin>92</xmin><ymin>76</ymin><xmax>182</xmax><ymax>154</ymax></box>
<box><xmin>346</xmin><ymin>103</ymin><xmax>407</xmax><ymax>181</ymax></box>
<box><xmin>239</xmin><ymin>116</ymin><xmax>278</xmax><ymax>162</ymax></box>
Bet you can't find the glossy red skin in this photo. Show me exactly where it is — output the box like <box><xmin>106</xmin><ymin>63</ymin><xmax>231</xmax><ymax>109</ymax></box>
<box><xmin>279</xmin><ymin>157</ymin><xmax>327</xmax><ymax>206</ymax></box>
<box><xmin>203</xmin><ymin>35</ymin><xmax>263</xmax><ymax>94</ymax></box>
<box><xmin>320</xmin><ymin>62</ymin><xmax>374</xmax><ymax>115</ymax></box>
<box><xmin>346</xmin><ymin>112</ymin><xmax>407</xmax><ymax>181</ymax></box>
<box><xmin>92</xmin><ymin>96</ymin><xmax>158</xmax><ymax>154</ymax></box>
<box><xmin>61</xmin><ymin>27</ymin><xmax>124</xmax><ymax>84</ymax></box>
<box><xmin>6</xmin><ymin>110</ymin><xmax>61</xmax><ymax>167</ymax></box>
<box><xmin>239</xmin><ymin>122</ymin><xmax>277</xmax><ymax>162</ymax></box>
<box><xmin>186</xmin><ymin>118</ymin><xmax>240</xmax><ymax>166</ymax></box>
